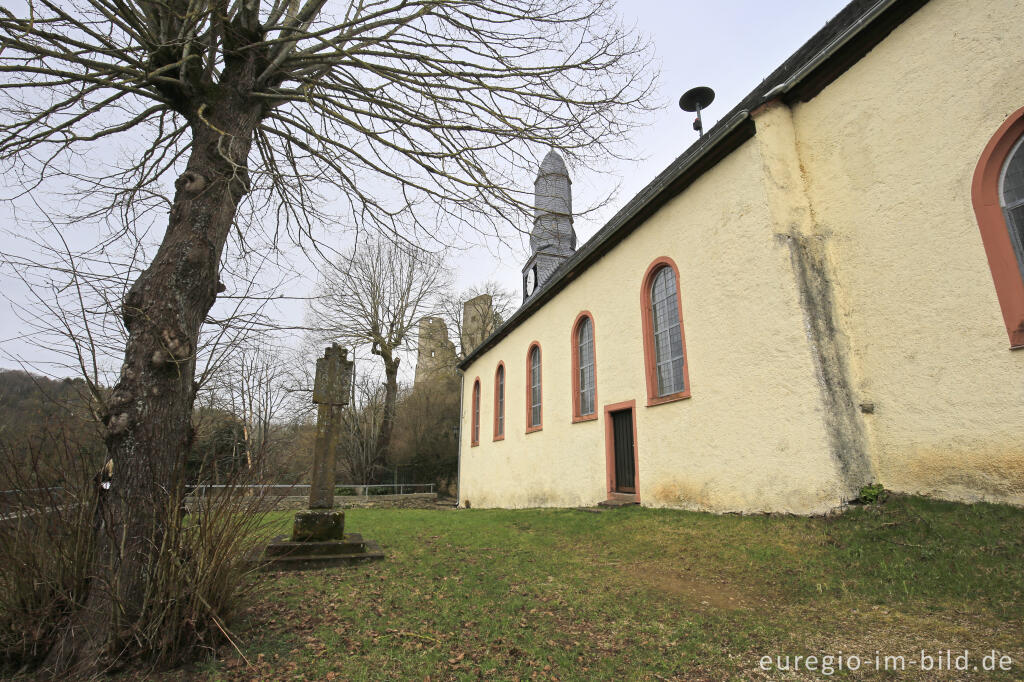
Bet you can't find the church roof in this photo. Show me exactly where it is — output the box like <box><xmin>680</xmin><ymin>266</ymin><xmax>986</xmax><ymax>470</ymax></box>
<box><xmin>459</xmin><ymin>0</ymin><xmax>929</xmax><ymax>371</ymax></box>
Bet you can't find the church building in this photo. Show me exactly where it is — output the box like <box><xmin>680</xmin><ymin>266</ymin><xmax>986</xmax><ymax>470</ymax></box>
<box><xmin>456</xmin><ymin>0</ymin><xmax>1024</xmax><ymax>513</ymax></box>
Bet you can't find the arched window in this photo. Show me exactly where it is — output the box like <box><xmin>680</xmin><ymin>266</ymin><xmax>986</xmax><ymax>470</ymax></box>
<box><xmin>641</xmin><ymin>257</ymin><xmax>691</xmax><ymax>405</ymax></box>
<box><xmin>972</xmin><ymin>106</ymin><xmax>1024</xmax><ymax>348</ymax></box>
<box><xmin>526</xmin><ymin>343</ymin><xmax>542</xmax><ymax>432</ymax></box>
<box><xmin>571</xmin><ymin>312</ymin><xmax>597</xmax><ymax>421</ymax></box>
<box><xmin>493</xmin><ymin>363</ymin><xmax>505</xmax><ymax>441</ymax></box>
<box><xmin>471</xmin><ymin>378</ymin><xmax>481</xmax><ymax>447</ymax></box>
<box><xmin>1001</xmin><ymin>137</ymin><xmax>1024</xmax><ymax>270</ymax></box>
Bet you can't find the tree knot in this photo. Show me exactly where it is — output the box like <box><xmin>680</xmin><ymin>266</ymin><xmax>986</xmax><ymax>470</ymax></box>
<box><xmin>106</xmin><ymin>411</ymin><xmax>131</xmax><ymax>436</ymax></box>
<box><xmin>152</xmin><ymin>329</ymin><xmax>191</xmax><ymax>367</ymax></box>
<box><xmin>175</xmin><ymin>171</ymin><xmax>207</xmax><ymax>193</ymax></box>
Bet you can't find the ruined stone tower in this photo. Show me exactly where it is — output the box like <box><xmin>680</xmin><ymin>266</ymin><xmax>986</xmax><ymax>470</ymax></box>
<box><xmin>413</xmin><ymin>295</ymin><xmax>499</xmax><ymax>389</ymax></box>
<box><xmin>414</xmin><ymin>316</ymin><xmax>457</xmax><ymax>385</ymax></box>
<box><xmin>461</xmin><ymin>293</ymin><xmax>499</xmax><ymax>356</ymax></box>
<box><xmin>523</xmin><ymin>150</ymin><xmax>576</xmax><ymax>301</ymax></box>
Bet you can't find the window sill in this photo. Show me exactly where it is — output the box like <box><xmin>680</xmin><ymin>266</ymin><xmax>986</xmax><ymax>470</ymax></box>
<box><xmin>571</xmin><ymin>414</ymin><xmax>598</xmax><ymax>423</ymax></box>
<box><xmin>525</xmin><ymin>425</ymin><xmax>542</xmax><ymax>434</ymax></box>
<box><xmin>646</xmin><ymin>391</ymin><xmax>691</xmax><ymax>407</ymax></box>
<box><xmin>470</xmin><ymin>441</ymin><xmax>479</xmax><ymax>448</ymax></box>
<box><xmin>492</xmin><ymin>434</ymin><xmax>505</xmax><ymax>442</ymax></box>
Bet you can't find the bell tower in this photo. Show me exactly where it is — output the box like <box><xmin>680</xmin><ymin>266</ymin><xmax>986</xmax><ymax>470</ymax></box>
<box><xmin>523</xmin><ymin>150</ymin><xmax>576</xmax><ymax>301</ymax></box>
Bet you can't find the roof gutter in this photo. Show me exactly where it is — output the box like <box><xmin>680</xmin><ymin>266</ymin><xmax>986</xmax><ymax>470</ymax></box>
<box><xmin>575</xmin><ymin>108</ymin><xmax>751</xmax><ymax>258</ymax></box>
<box><xmin>764</xmin><ymin>0</ymin><xmax>901</xmax><ymax>101</ymax></box>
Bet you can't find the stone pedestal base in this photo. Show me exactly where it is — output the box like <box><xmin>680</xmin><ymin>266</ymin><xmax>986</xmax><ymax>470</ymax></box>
<box><xmin>256</xmin><ymin>532</ymin><xmax>385</xmax><ymax>571</ymax></box>
<box><xmin>253</xmin><ymin>509</ymin><xmax>384</xmax><ymax>571</ymax></box>
<box><xmin>292</xmin><ymin>510</ymin><xmax>345</xmax><ymax>541</ymax></box>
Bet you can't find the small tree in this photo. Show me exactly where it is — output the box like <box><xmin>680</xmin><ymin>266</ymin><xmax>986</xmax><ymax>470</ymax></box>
<box><xmin>335</xmin><ymin>373</ymin><xmax>388</xmax><ymax>485</ymax></box>
<box><xmin>187</xmin><ymin>407</ymin><xmax>247</xmax><ymax>484</ymax></box>
<box><xmin>202</xmin><ymin>337</ymin><xmax>291</xmax><ymax>475</ymax></box>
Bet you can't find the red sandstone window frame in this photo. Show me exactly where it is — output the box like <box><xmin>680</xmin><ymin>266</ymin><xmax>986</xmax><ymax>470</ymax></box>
<box><xmin>640</xmin><ymin>257</ymin><xmax>692</xmax><ymax>406</ymax></box>
<box><xmin>470</xmin><ymin>377</ymin><xmax>481</xmax><ymax>447</ymax></box>
<box><xmin>972</xmin><ymin>105</ymin><xmax>1024</xmax><ymax>349</ymax></box>
<box><xmin>571</xmin><ymin>311</ymin><xmax>598</xmax><ymax>423</ymax></box>
<box><xmin>493</xmin><ymin>362</ymin><xmax>506</xmax><ymax>441</ymax></box>
<box><xmin>525</xmin><ymin>342</ymin><xmax>543</xmax><ymax>433</ymax></box>
<box><xmin>603</xmin><ymin>399</ymin><xmax>640</xmax><ymax>502</ymax></box>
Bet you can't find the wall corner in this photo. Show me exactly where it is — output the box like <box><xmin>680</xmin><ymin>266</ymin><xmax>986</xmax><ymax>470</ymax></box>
<box><xmin>753</xmin><ymin>101</ymin><xmax>876</xmax><ymax>497</ymax></box>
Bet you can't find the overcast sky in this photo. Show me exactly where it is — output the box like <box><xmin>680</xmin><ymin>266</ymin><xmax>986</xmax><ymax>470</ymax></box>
<box><xmin>0</xmin><ymin>0</ymin><xmax>851</xmax><ymax>378</ymax></box>
<box><xmin>455</xmin><ymin>0</ymin><xmax>851</xmax><ymax>295</ymax></box>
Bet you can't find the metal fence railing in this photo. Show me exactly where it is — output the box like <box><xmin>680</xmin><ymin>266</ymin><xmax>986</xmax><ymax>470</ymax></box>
<box><xmin>336</xmin><ymin>483</ymin><xmax>436</xmax><ymax>496</ymax></box>
<box><xmin>2</xmin><ymin>483</ymin><xmax>437</xmax><ymax>520</ymax></box>
<box><xmin>186</xmin><ymin>483</ymin><xmax>435</xmax><ymax>497</ymax></box>
<box><xmin>0</xmin><ymin>487</ymin><xmax>67</xmax><ymax>515</ymax></box>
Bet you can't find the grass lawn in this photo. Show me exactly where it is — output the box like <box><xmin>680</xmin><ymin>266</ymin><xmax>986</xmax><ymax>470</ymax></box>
<box><xmin>194</xmin><ymin>495</ymin><xmax>1021</xmax><ymax>681</ymax></box>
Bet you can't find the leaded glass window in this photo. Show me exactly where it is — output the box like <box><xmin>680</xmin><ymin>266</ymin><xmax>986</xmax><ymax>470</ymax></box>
<box><xmin>1000</xmin><ymin>134</ymin><xmax>1024</xmax><ymax>282</ymax></box>
<box><xmin>651</xmin><ymin>267</ymin><xmax>684</xmax><ymax>396</ymax></box>
<box><xmin>529</xmin><ymin>346</ymin><xmax>541</xmax><ymax>427</ymax></box>
<box><xmin>577</xmin><ymin>317</ymin><xmax>595</xmax><ymax>416</ymax></box>
<box><xmin>472</xmin><ymin>380</ymin><xmax>480</xmax><ymax>444</ymax></box>
<box><xmin>496</xmin><ymin>365</ymin><xmax>505</xmax><ymax>437</ymax></box>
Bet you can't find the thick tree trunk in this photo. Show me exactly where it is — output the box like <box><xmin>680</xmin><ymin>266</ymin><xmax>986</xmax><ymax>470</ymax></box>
<box><xmin>375</xmin><ymin>355</ymin><xmax>400</xmax><ymax>479</ymax></box>
<box><xmin>50</xmin><ymin>75</ymin><xmax>265</xmax><ymax>670</ymax></box>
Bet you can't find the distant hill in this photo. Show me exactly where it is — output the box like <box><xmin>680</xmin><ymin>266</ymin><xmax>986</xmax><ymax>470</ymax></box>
<box><xmin>0</xmin><ymin>369</ymin><xmax>105</xmax><ymax>488</ymax></box>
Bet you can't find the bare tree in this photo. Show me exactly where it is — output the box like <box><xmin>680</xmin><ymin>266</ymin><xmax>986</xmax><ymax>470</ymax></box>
<box><xmin>1</xmin><ymin>223</ymin><xmax>294</xmax><ymax>416</ymax></box>
<box><xmin>201</xmin><ymin>336</ymin><xmax>291</xmax><ymax>475</ymax></box>
<box><xmin>335</xmin><ymin>372</ymin><xmax>387</xmax><ymax>485</ymax></box>
<box><xmin>0</xmin><ymin>0</ymin><xmax>655</xmax><ymax>668</ymax></box>
<box><xmin>307</xmin><ymin>238</ymin><xmax>451</xmax><ymax>472</ymax></box>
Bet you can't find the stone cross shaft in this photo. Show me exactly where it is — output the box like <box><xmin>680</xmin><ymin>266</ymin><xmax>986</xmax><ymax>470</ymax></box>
<box><xmin>309</xmin><ymin>344</ymin><xmax>353</xmax><ymax>509</ymax></box>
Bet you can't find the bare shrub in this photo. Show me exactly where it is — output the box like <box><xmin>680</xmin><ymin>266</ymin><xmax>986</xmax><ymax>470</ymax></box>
<box><xmin>0</xmin><ymin>432</ymin><xmax>96</xmax><ymax>671</ymax></box>
<box><xmin>0</xmin><ymin>427</ymin><xmax>274</xmax><ymax>674</ymax></box>
<box><xmin>112</xmin><ymin>477</ymin><xmax>271</xmax><ymax>669</ymax></box>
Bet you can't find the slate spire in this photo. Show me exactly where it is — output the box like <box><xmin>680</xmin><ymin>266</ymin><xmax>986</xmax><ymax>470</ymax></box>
<box><xmin>522</xmin><ymin>150</ymin><xmax>577</xmax><ymax>301</ymax></box>
<box><xmin>530</xmin><ymin>149</ymin><xmax>576</xmax><ymax>255</ymax></box>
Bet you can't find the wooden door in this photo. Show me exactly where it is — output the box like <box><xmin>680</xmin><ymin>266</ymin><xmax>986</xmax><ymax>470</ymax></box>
<box><xmin>611</xmin><ymin>409</ymin><xmax>636</xmax><ymax>493</ymax></box>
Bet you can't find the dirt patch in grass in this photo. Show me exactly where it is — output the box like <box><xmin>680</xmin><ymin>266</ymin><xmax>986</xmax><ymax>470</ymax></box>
<box><xmin>629</xmin><ymin>563</ymin><xmax>752</xmax><ymax>610</ymax></box>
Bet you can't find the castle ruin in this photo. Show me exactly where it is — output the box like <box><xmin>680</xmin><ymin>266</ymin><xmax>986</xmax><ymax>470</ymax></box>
<box><xmin>413</xmin><ymin>316</ymin><xmax>457</xmax><ymax>385</ymax></box>
<box><xmin>413</xmin><ymin>295</ymin><xmax>498</xmax><ymax>387</ymax></box>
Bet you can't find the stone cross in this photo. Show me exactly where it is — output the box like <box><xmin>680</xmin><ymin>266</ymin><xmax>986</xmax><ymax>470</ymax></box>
<box><xmin>309</xmin><ymin>344</ymin><xmax>353</xmax><ymax>509</ymax></box>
